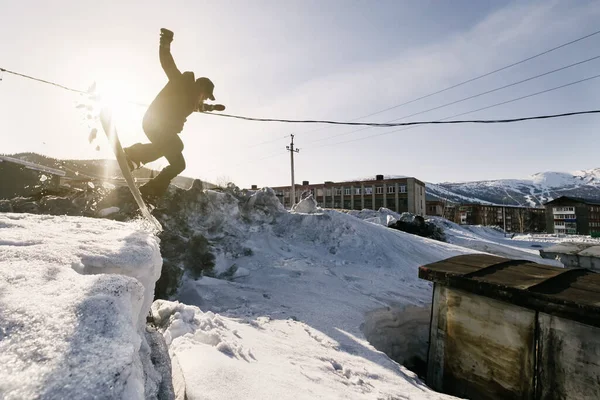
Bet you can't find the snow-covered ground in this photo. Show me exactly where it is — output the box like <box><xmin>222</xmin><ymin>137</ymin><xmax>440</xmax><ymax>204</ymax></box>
<box><xmin>0</xmin><ymin>213</ymin><xmax>162</xmax><ymax>399</ymax></box>
<box><xmin>429</xmin><ymin>216</ymin><xmax>598</xmax><ymax>265</ymax></box>
<box><xmin>153</xmin><ymin>192</ymin><xmax>482</xmax><ymax>399</ymax></box>
<box><xmin>5</xmin><ymin>190</ymin><xmax>595</xmax><ymax>399</ymax></box>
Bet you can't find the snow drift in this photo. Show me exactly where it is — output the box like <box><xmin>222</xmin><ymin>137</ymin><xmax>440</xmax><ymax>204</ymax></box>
<box><xmin>0</xmin><ymin>213</ymin><xmax>164</xmax><ymax>399</ymax></box>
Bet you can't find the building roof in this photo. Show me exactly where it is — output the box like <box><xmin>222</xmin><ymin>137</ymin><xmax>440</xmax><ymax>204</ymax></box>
<box><xmin>543</xmin><ymin>196</ymin><xmax>600</xmax><ymax>206</ymax></box>
<box><xmin>0</xmin><ymin>156</ymin><xmax>66</xmax><ymax>177</ymax></box>
<box><xmin>419</xmin><ymin>254</ymin><xmax>600</xmax><ymax>328</ymax></box>
<box><xmin>269</xmin><ymin>176</ymin><xmax>424</xmax><ymax>189</ymax></box>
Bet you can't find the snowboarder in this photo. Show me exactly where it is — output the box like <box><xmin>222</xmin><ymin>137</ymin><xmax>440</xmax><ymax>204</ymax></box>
<box><xmin>124</xmin><ymin>28</ymin><xmax>225</xmax><ymax>199</ymax></box>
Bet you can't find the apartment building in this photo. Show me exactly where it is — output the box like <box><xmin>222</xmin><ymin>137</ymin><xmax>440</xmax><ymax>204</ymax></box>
<box><xmin>544</xmin><ymin>196</ymin><xmax>600</xmax><ymax>236</ymax></box>
<box><xmin>456</xmin><ymin>203</ymin><xmax>546</xmax><ymax>233</ymax></box>
<box><xmin>269</xmin><ymin>175</ymin><xmax>426</xmax><ymax>215</ymax></box>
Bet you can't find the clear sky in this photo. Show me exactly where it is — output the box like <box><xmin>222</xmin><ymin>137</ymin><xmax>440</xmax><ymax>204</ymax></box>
<box><xmin>1</xmin><ymin>0</ymin><xmax>600</xmax><ymax>188</ymax></box>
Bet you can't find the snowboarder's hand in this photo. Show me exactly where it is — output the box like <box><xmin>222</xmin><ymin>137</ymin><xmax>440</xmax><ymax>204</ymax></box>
<box><xmin>200</xmin><ymin>103</ymin><xmax>226</xmax><ymax>112</ymax></box>
<box><xmin>160</xmin><ymin>28</ymin><xmax>174</xmax><ymax>47</ymax></box>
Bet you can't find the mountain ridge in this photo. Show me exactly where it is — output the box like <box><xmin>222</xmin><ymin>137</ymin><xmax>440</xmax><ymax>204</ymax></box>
<box><xmin>427</xmin><ymin>168</ymin><xmax>600</xmax><ymax>206</ymax></box>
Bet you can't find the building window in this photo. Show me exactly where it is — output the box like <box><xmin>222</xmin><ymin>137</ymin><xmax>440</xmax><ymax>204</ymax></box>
<box><xmin>553</xmin><ymin>207</ymin><xmax>575</xmax><ymax>213</ymax></box>
<box><xmin>376</xmin><ymin>186</ymin><xmax>383</xmax><ymax>194</ymax></box>
<box><xmin>399</xmin><ymin>185</ymin><xmax>407</xmax><ymax>193</ymax></box>
<box><xmin>334</xmin><ymin>188</ymin><xmax>342</xmax><ymax>195</ymax></box>
<box><xmin>365</xmin><ymin>187</ymin><xmax>373</xmax><ymax>195</ymax></box>
<box><xmin>326</xmin><ymin>189</ymin><xmax>332</xmax><ymax>196</ymax></box>
<box><xmin>316</xmin><ymin>188</ymin><xmax>323</xmax><ymax>197</ymax></box>
<box><xmin>387</xmin><ymin>186</ymin><xmax>395</xmax><ymax>194</ymax></box>
<box><xmin>355</xmin><ymin>188</ymin><xmax>361</xmax><ymax>195</ymax></box>
<box><xmin>344</xmin><ymin>188</ymin><xmax>351</xmax><ymax>195</ymax></box>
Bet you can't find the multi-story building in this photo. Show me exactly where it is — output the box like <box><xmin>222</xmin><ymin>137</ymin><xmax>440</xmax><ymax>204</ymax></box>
<box><xmin>426</xmin><ymin>200</ymin><xmax>445</xmax><ymax>216</ymax></box>
<box><xmin>455</xmin><ymin>203</ymin><xmax>546</xmax><ymax>233</ymax></box>
<box><xmin>544</xmin><ymin>196</ymin><xmax>600</xmax><ymax>236</ymax></box>
<box><xmin>269</xmin><ymin>175</ymin><xmax>426</xmax><ymax>215</ymax></box>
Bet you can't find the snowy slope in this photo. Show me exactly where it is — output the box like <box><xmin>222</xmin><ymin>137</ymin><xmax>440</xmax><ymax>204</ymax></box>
<box><xmin>0</xmin><ymin>214</ymin><xmax>163</xmax><ymax>399</ymax></box>
<box><xmin>151</xmin><ymin>191</ymin><xmax>486</xmax><ymax>399</ymax></box>
<box><xmin>427</xmin><ymin>167</ymin><xmax>600</xmax><ymax>206</ymax></box>
<box><xmin>427</xmin><ymin>217</ymin><xmax>599</xmax><ymax>264</ymax></box>
<box><xmin>151</xmin><ymin>188</ymin><xmax>595</xmax><ymax>399</ymax></box>
<box><xmin>2</xmin><ymin>187</ymin><xmax>586</xmax><ymax>399</ymax></box>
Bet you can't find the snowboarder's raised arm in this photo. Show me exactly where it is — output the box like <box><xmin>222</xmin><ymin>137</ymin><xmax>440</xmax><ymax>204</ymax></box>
<box><xmin>159</xmin><ymin>28</ymin><xmax>181</xmax><ymax>81</ymax></box>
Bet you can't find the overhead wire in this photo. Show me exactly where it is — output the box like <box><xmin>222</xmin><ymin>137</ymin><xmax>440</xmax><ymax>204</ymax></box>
<box><xmin>2</xmin><ymin>60</ymin><xmax>600</xmax><ymax>129</ymax></box>
<box><xmin>291</xmin><ymin>28</ymin><xmax>600</xmax><ymax>136</ymax></box>
<box><xmin>302</xmin><ymin>53</ymin><xmax>600</xmax><ymax>143</ymax></box>
<box><xmin>307</xmin><ymin>72</ymin><xmax>600</xmax><ymax>149</ymax></box>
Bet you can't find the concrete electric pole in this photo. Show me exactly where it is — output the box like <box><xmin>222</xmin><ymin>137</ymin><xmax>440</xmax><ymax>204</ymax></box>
<box><xmin>286</xmin><ymin>134</ymin><xmax>300</xmax><ymax>207</ymax></box>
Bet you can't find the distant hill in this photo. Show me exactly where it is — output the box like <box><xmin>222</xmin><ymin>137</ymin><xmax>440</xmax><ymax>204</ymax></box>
<box><xmin>4</xmin><ymin>152</ymin><xmax>205</xmax><ymax>189</ymax></box>
<box><xmin>427</xmin><ymin>168</ymin><xmax>600</xmax><ymax>206</ymax></box>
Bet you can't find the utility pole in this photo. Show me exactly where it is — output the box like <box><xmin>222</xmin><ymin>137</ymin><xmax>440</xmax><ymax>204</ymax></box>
<box><xmin>503</xmin><ymin>197</ymin><xmax>507</xmax><ymax>237</ymax></box>
<box><xmin>286</xmin><ymin>134</ymin><xmax>300</xmax><ymax>207</ymax></box>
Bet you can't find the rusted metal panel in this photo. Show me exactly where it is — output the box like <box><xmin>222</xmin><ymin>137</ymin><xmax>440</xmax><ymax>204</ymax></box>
<box><xmin>465</xmin><ymin>260</ymin><xmax>566</xmax><ymax>289</ymax></box>
<box><xmin>419</xmin><ymin>254</ymin><xmax>508</xmax><ymax>277</ymax></box>
<box><xmin>419</xmin><ymin>255</ymin><xmax>600</xmax><ymax>328</ymax></box>
<box><xmin>536</xmin><ymin>313</ymin><xmax>600</xmax><ymax>400</ymax></box>
<box><xmin>427</xmin><ymin>286</ymin><xmax>536</xmax><ymax>399</ymax></box>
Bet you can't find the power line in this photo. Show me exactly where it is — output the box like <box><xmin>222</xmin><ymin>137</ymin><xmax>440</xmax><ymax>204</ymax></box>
<box><xmin>207</xmin><ymin>108</ymin><xmax>600</xmax><ymax>128</ymax></box>
<box><xmin>308</xmin><ymin>72</ymin><xmax>600</xmax><ymax>149</ymax></box>
<box><xmin>247</xmin><ymin>134</ymin><xmax>290</xmax><ymax>149</ymax></box>
<box><xmin>306</xmin><ymin>53</ymin><xmax>600</xmax><ymax>143</ymax></box>
<box><xmin>0</xmin><ymin>67</ymin><xmax>89</xmax><ymax>94</ymax></box>
<box><xmin>2</xmin><ymin>65</ymin><xmax>600</xmax><ymax>130</ymax></box>
<box><xmin>301</xmin><ymin>28</ymin><xmax>600</xmax><ymax>129</ymax></box>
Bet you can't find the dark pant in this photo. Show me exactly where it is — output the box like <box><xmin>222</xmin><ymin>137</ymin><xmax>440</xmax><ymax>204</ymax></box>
<box><xmin>125</xmin><ymin>126</ymin><xmax>186</xmax><ymax>197</ymax></box>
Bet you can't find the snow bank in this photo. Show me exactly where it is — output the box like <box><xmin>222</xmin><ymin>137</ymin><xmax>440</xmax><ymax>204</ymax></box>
<box><xmin>152</xmin><ymin>300</ymin><xmax>457</xmax><ymax>400</ymax></box>
<box><xmin>154</xmin><ymin>188</ymin><xmax>481</xmax><ymax>398</ymax></box>
<box><xmin>0</xmin><ymin>213</ymin><xmax>163</xmax><ymax>399</ymax></box>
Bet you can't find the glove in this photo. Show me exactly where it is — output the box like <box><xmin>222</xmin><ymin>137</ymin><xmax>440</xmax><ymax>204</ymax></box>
<box><xmin>202</xmin><ymin>103</ymin><xmax>226</xmax><ymax>112</ymax></box>
<box><xmin>160</xmin><ymin>28</ymin><xmax>174</xmax><ymax>47</ymax></box>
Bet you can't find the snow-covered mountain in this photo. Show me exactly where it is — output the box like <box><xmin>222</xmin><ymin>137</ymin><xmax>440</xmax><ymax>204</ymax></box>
<box><xmin>427</xmin><ymin>168</ymin><xmax>600</xmax><ymax>207</ymax></box>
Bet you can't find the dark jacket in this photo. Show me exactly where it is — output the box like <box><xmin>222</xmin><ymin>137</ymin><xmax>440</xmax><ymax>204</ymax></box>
<box><xmin>143</xmin><ymin>45</ymin><xmax>200</xmax><ymax>134</ymax></box>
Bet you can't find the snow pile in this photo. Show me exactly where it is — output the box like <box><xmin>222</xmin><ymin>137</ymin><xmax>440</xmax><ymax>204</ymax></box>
<box><xmin>0</xmin><ymin>213</ymin><xmax>163</xmax><ymax>399</ymax></box>
<box><xmin>152</xmin><ymin>187</ymin><xmax>482</xmax><ymax>398</ymax></box>
<box><xmin>291</xmin><ymin>194</ymin><xmax>320</xmax><ymax>214</ymax></box>
<box><xmin>152</xmin><ymin>300</ymin><xmax>457</xmax><ymax>400</ymax></box>
<box><xmin>346</xmin><ymin>207</ymin><xmax>399</xmax><ymax>226</ymax></box>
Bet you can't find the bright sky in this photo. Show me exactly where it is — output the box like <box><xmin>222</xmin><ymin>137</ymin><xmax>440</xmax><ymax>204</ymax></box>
<box><xmin>1</xmin><ymin>0</ymin><xmax>600</xmax><ymax>188</ymax></box>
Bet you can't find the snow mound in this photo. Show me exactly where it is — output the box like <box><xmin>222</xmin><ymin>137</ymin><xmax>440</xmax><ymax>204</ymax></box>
<box><xmin>0</xmin><ymin>213</ymin><xmax>163</xmax><ymax>399</ymax></box>
<box><xmin>346</xmin><ymin>207</ymin><xmax>400</xmax><ymax>226</ymax></box>
<box><xmin>152</xmin><ymin>300</ymin><xmax>456</xmax><ymax>400</ymax></box>
<box><xmin>291</xmin><ymin>194</ymin><xmax>320</xmax><ymax>214</ymax></box>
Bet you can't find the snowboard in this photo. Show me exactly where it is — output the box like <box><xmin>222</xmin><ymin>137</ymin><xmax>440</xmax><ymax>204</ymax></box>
<box><xmin>99</xmin><ymin>108</ymin><xmax>162</xmax><ymax>231</ymax></box>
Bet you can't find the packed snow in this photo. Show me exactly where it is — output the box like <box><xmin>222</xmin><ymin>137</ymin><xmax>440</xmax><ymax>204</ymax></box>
<box><xmin>0</xmin><ymin>213</ymin><xmax>162</xmax><ymax>399</ymax></box>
